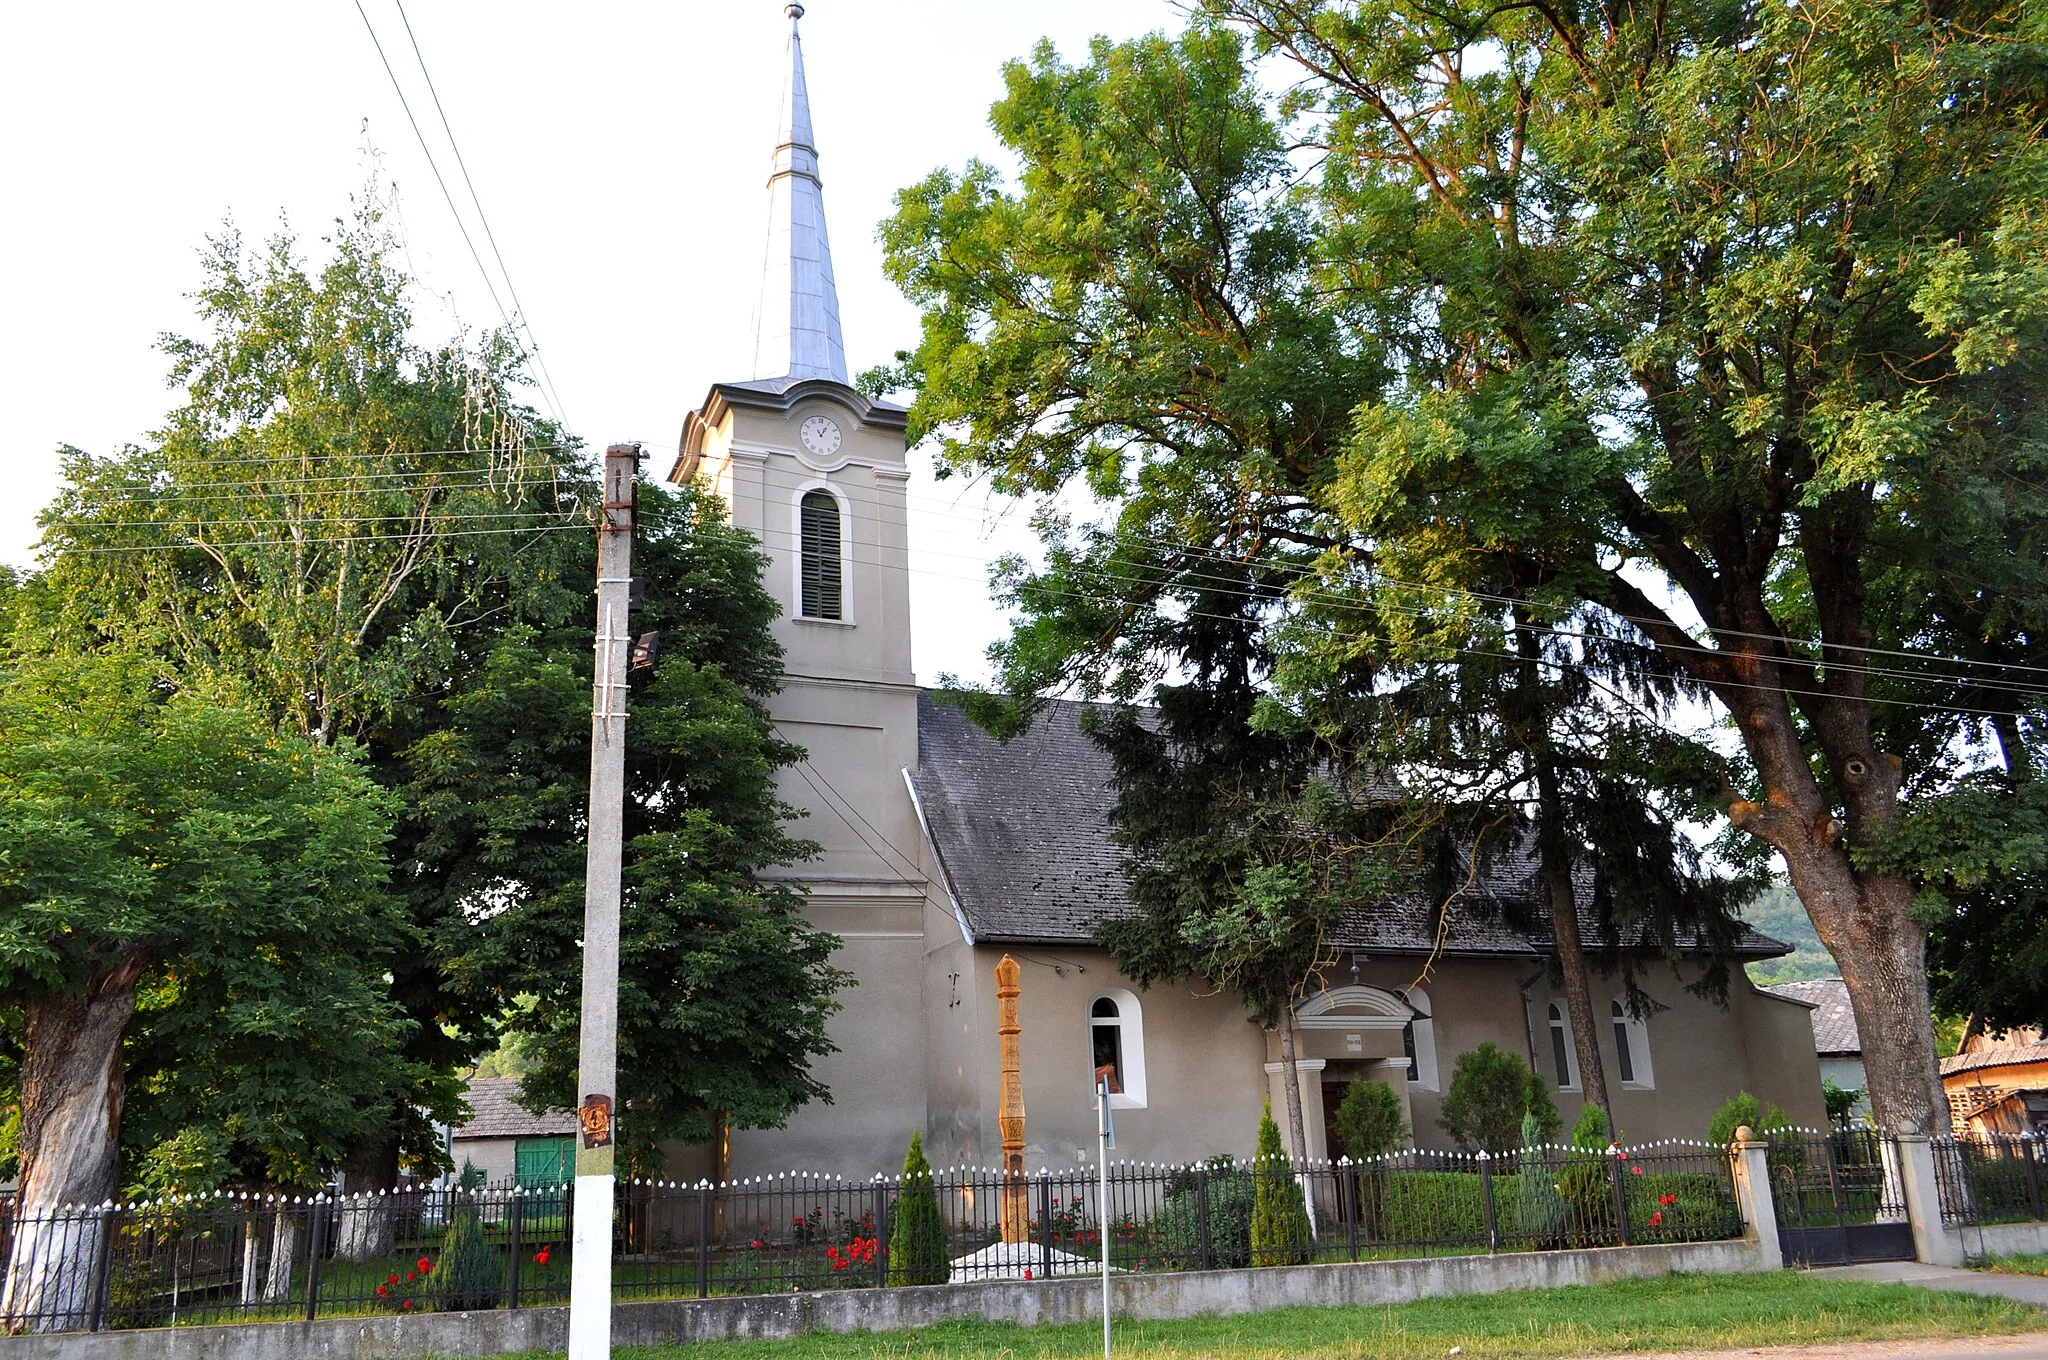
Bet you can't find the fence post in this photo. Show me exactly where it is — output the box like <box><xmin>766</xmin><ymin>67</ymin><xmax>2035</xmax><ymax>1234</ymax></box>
<box><xmin>1897</xmin><ymin>1134</ymin><xmax>1965</xmax><ymax>1267</ymax></box>
<box><xmin>2025</xmin><ymin>1135</ymin><xmax>2044</xmax><ymax>1223</ymax></box>
<box><xmin>696</xmin><ymin>1182</ymin><xmax>712</xmax><ymax>1299</ymax></box>
<box><xmin>506</xmin><ymin>1190</ymin><xmax>523</xmax><ymax>1310</ymax></box>
<box><xmin>1345</xmin><ymin>1160</ymin><xmax>1360</xmax><ymax>1262</ymax></box>
<box><xmin>1609</xmin><ymin>1149</ymin><xmax>1632</xmax><ymax>1247</ymax></box>
<box><xmin>303</xmin><ymin>1196</ymin><xmax>328</xmax><ymax>1323</ymax></box>
<box><xmin>1195</xmin><ymin>1166</ymin><xmax>1213</xmax><ymax>1272</ymax></box>
<box><xmin>1479</xmin><ymin>1152</ymin><xmax>1499</xmax><ymax>1254</ymax></box>
<box><xmin>872</xmin><ymin>1178</ymin><xmax>889</xmax><ymax>1289</ymax></box>
<box><xmin>1037</xmin><ymin>1174</ymin><xmax>1055</xmax><ymax>1278</ymax></box>
<box><xmin>1728</xmin><ymin>1127</ymin><xmax>1783</xmax><ymax>1269</ymax></box>
<box><xmin>85</xmin><ymin>1202</ymin><xmax>118</xmax><ymax>1333</ymax></box>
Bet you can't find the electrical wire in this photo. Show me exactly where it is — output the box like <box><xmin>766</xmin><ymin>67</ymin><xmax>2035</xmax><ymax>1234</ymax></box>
<box><xmin>390</xmin><ymin>0</ymin><xmax>572</xmax><ymax>428</ymax></box>
<box><xmin>349</xmin><ymin>0</ymin><xmax>566</xmax><ymax>430</ymax></box>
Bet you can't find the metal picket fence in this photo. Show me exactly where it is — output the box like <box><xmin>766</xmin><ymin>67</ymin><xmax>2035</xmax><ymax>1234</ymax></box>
<box><xmin>0</xmin><ymin>1141</ymin><xmax>1744</xmax><ymax>1335</ymax></box>
<box><xmin>1932</xmin><ymin>1132</ymin><xmax>2048</xmax><ymax>1228</ymax></box>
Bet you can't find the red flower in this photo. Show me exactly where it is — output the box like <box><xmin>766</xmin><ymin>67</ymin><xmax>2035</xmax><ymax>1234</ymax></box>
<box><xmin>402</xmin><ymin>1299</ymin><xmax>413</xmax><ymax>1311</ymax></box>
<box><xmin>1630</xmin><ymin>1164</ymin><xmax>1644</xmax><ymax>1176</ymax></box>
<box><xmin>751</xmin><ymin>1239</ymin><xmax>763</xmax><ymax>1249</ymax></box>
<box><xmin>417</xmin><ymin>1257</ymin><xmax>432</xmax><ymax>1273</ymax></box>
<box><xmin>406</xmin><ymin>1271</ymin><xmax>417</xmax><ymax>1282</ymax></box>
<box><xmin>1648</xmin><ymin>1211</ymin><xmax>1664</xmax><ymax>1227</ymax></box>
<box><xmin>1659</xmin><ymin>1193</ymin><xmax>1678</xmax><ymax>1207</ymax></box>
<box><xmin>376</xmin><ymin>1284</ymin><xmax>388</xmax><ymax>1297</ymax></box>
<box><xmin>1023</xmin><ymin>1268</ymin><xmax>1033</xmax><ymax>1281</ymax></box>
<box><xmin>388</xmin><ymin>1273</ymin><xmax>401</xmax><ymax>1285</ymax></box>
<box><xmin>534</xmin><ymin>1247</ymin><xmax>552</xmax><ymax>1266</ymax></box>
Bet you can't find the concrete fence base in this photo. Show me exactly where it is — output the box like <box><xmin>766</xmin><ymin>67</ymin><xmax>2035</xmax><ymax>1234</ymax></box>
<box><xmin>0</xmin><ymin>1238</ymin><xmax>1767</xmax><ymax>1360</ymax></box>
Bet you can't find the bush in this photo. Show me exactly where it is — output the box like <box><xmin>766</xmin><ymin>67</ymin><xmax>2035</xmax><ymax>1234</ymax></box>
<box><xmin>1151</xmin><ymin>1165</ymin><xmax>1256</xmax><ymax>1268</ymax></box>
<box><xmin>1440</xmin><ymin>1042</ymin><xmax>1561</xmax><ymax>1152</ymax></box>
<box><xmin>1332</xmin><ymin>1079</ymin><xmax>1408</xmax><ymax>1160</ymax></box>
<box><xmin>1708</xmin><ymin>1091</ymin><xmax>1791</xmax><ymax>1146</ymax></box>
<box><xmin>1514</xmin><ymin>1110</ymin><xmax>1569</xmax><ymax>1246</ymax></box>
<box><xmin>439</xmin><ymin>1161</ymin><xmax>502</xmax><ymax>1311</ymax></box>
<box><xmin>887</xmin><ymin>1130</ymin><xmax>947</xmax><ymax>1285</ymax></box>
<box><xmin>1557</xmin><ymin>1105</ymin><xmax>1618</xmax><ymax>1229</ymax></box>
<box><xmin>1249</xmin><ymin>1101</ymin><xmax>1310</xmax><ymax>1266</ymax></box>
<box><xmin>1822</xmin><ymin>1079</ymin><xmax>1864</xmax><ymax>1128</ymax></box>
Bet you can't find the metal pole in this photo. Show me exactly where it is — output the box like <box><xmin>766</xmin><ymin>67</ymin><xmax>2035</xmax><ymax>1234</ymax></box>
<box><xmin>1097</xmin><ymin>1076</ymin><xmax>1114</xmax><ymax>1360</ymax></box>
<box><xmin>567</xmin><ymin>442</ymin><xmax>640</xmax><ymax>1360</ymax></box>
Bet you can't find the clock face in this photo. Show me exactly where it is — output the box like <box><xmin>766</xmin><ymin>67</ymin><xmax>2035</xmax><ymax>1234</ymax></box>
<box><xmin>799</xmin><ymin>415</ymin><xmax>843</xmax><ymax>458</ymax></box>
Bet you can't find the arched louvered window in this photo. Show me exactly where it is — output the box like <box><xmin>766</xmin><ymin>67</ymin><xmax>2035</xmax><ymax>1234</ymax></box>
<box><xmin>799</xmin><ymin>488</ymin><xmax>842</xmax><ymax>620</ymax></box>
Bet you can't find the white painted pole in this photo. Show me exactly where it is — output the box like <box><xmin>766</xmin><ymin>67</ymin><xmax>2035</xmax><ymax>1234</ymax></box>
<box><xmin>567</xmin><ymin>443</ymin><xmax>640</xmax><ymax>1360</ymax></box>
<box><xmin>1097</xmin><ymin>1076</ymin><xmax>1114</xmax><ymax>1360</ymax></box>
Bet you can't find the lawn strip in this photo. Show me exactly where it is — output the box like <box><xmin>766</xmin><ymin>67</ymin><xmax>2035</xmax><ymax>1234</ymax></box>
<box><xmin>433</xmin><ymin>1271</ymin><xmax>2043</xmax><ymax>1360</ymax></box>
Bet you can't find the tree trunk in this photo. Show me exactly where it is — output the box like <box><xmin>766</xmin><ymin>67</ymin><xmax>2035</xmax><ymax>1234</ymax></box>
<box><xmin>1</xmin><ymin>965</ymin><xmax>143</xmax><ymax>1333</ymax></box>
<box><xmin>336</xmin><ymin>1131</ymin><xmax>400</xmax><ymax>1264</ymax></box>
<box><xmin>1513</xmin><ymin>604</ymin><xmax>1610</xmax><ymax>1122</ymax></box>
<box><xmin>1277</xmin><ymin>1003</ymin><xmax>1310</xmax><ymax>1165</ymax></box>
<box><xmin>262</xmin><ymin>1208</ymin><xmax>297</xmax><ymax>1304</ymax></box>
<box><xmin>1715</xmin><ymin>671</ymin><xmax>1947</xmax><ymax>1134</ymax></box>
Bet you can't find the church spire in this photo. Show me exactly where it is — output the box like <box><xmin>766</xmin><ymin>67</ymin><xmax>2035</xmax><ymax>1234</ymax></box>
<box><xmin>751</xmin><ymin>2</ymin><xmax>849</xmax><ymax>387</ymax></box>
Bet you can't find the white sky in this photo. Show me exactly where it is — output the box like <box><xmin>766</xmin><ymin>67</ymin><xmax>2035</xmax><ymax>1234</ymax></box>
<box><xmin>0</xmin><ymin>1</ymin><xmax>1186</xmax><ymax>688</ymax></box>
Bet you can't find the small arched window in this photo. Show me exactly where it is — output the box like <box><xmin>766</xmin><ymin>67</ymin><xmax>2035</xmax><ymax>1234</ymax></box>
<box><xmin>1548</xmin><ymin>1002</ymin><xmax>1580</xmax><ymax>1091</ymax></box>
<box><xmin>1612</xmin><ymin>999</ymin><xmax>1654</xmax><ymax>1090</ymax></box>
<box><xmin>1088</xmin><ymin>989</ymin><xmax>1147</xmax><ymax>1107</ymax></box>
<box><xmin>799</xmin><ymin>488</ymin><xmax>842</xmax><ymax>620</ymax></box>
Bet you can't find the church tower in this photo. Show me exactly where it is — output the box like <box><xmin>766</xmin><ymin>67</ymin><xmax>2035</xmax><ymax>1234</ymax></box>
<box><xmin>669</xmin><ymin>3</ymin><xmax>929</xmax><ymax>1175</ymax></box>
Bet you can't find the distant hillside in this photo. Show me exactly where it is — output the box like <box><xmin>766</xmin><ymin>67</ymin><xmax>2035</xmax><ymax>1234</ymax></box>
<box><xmin>1741</xmin><ymin>882</ymin><xmax>1840</xmax><ymax>984</ymax></box>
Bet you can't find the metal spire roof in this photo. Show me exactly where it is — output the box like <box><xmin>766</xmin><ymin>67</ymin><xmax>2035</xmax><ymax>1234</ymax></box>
<box><xmin>751</xmin><ymin>2</ymin><xmax>850</xmax><ymax>387</ymax></box>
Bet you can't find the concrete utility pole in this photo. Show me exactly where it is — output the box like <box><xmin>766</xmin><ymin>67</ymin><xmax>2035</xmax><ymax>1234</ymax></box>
<box><xmin>568</xmin><ymin>442</ymin><xmax>639</xmax><ymax>1360</ymax></box>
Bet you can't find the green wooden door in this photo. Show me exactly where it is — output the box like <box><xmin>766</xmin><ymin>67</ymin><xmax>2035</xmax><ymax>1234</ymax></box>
<box><xmin>515</xmin><ymin>1137</ymin><xmax>574</xmax><ymax>1187</ymax></box>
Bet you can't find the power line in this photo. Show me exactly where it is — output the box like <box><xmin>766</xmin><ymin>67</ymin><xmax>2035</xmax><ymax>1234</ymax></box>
<box><xmin>60</xmin><ymin>442</ymin><xmax>576</xmax><ymax>470</ymax></box>
<box><xmin>390</xmin><ymin>0</ymin><xmax>572</xmax><ymax>428</ymax></box>
<box><xmin>48</xmin><ymin>524</ymin><xmax>587</xmax><ymax>554</ymax></box>
<box><xmin>349</xmin><ymin>0</ymin><xmax>566</xmax><ymax>430</ymax></box>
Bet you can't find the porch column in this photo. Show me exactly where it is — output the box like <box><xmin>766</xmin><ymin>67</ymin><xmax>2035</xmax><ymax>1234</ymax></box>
<box><xmin>1264</xmin><ymin>1059</ymin><xmax>1330</xmax><ymax>1163</ymax></box>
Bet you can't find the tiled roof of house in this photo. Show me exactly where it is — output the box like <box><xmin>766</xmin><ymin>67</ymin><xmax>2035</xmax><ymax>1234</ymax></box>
<box><xmin>913</xmin><ymin>693</ymin><xmax>1788</xmax><ymax>960</ymax></box>
<box><xmin>1760</xmin><ymin>978</ymin><xmax>1862</xmax><ymax>1057</ymax></box>
<box><xmin>1941</xmin><ymin>1037</ymin><xmax>2048</xmax><ymax>1079</ymax></box>
<box><xmin>453</xmin><ymin>1077</ymin><xmax>575</xmax><ymax>1140</ymax></box>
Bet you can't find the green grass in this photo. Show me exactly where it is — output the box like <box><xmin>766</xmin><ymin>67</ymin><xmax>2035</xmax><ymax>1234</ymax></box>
<box><xmin>1978</xmin><ymin>1252</ymin><xmax>2048</xmax><ymax>1277</ymax></box>
<box><xmin>461</xmin><ymin>1271</ymin><xmax>2041</xmax><ymax>1360</ymax></box>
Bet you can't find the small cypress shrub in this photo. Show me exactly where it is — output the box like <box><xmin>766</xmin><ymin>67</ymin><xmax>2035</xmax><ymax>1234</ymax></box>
<box><xmin>1557</xmin><ymin>1104</ymin><xmax>1616</xmax><ymax>1229</ymax></box>
<box><xmin>887</xmin><ymin>1130</ymin><xmax>947</xmax><ymax>1285</ymax></box>
<box><xmin>1248</xmin><ymin>1101</ymin><xmax>1310</xmax><ymax>1267</ymax></box>
<box><xmin>438</xmin><ymin>1161</ymin><xmax>502</xmax><ymax>1311</ymax></box>
<box><xmin>1514</xmin><ymin>1110</ymin><xmax>1569</xmax><ymax>1247</ymax></box>
<box><xmin>1440</xmin><ymin>1042</ymin><xmax>1560</xmax><ymax>1152</ymax></box>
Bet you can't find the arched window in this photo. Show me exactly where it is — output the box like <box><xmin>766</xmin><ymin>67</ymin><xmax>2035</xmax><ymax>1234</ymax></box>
<box><xmin>798</xmin><ymin>488</ymin><xmax>842</xmax><ymax>620</ymax></box>
<box><xmin>1547</xmin><ymin>1002</ymin><xmax>1580</xmax><ymax>1091</ymax></box>
<box><xmin>1401</xmin><ymin>987</ymin><xmax>1439</xmax><ymax>1091</ymax></box>
<box><xmin>1087</xmin><ymin>989</ymin><xmax>1146</xmax><ymax>1107</ymax></box>
<box><xmin>1612</xmin><ymin>999</ymin><xmax>1654</xmax><ymax>1090</ymax></box>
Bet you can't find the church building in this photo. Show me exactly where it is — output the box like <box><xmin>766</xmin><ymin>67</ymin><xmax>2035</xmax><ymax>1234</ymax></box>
<box><xmin>662</xmin><ymin>5</ymin><xmax>1827</xmax><ymax>1181</ymax></box>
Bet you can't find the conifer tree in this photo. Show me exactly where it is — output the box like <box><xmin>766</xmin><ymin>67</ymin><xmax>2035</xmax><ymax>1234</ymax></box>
<box><xmin>1249</xmin><ymin>1101</ymin><xmax>1309</xmax><ymax>1267</ymax></box>
<box><xmin>887</xmin><ymin>1130</ymin><xmax>947</xmax><ymax>1285</ymax></box>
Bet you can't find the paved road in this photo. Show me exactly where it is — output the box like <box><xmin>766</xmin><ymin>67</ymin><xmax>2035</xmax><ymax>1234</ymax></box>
<box><xmin>1577</xmin><ymin>1339</ymin><xmax>2048</xmax><ymax>1360</ymax></box>
<box><xmin>1817</xmin><ymin>1261</ymin><xmax>2048</xmax><ymax>1309</ymax></box>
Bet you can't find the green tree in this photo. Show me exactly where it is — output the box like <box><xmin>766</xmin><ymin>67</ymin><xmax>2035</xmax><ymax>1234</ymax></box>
<box><xmin>1205</xmin><ymin>0</ymin><xmax>2048</xmax><ymax>1134</ymax></box>
<box><xmin>0</xmin><ymin>653</ymin><xmax>404</xmax><ymax>1329</ymax></box>
<box><xmin>1708</xmin><ymin>1092</ymin><xmax>1792</xmax><ymax>1147</ymax></box>
<box><xmin>418</xmin><ymin>482</ymin><xmax>847</xmax><ymax>1156</ymax></box>
<box><xmin>28</xmin><ymin>202</ymin><xmax>582</xmax><ymax>1190</ymax></box>
<box><xmin>1439</xmin><ymin>1042</ymin><xmax>1559</xmax><ymax>1154</ymax></box>
<box><xmin>1249</xmin><ymin>1101</ymin><xmax>1310</xmax><ymax>1266</ymax></box>
<box><xmin>887</xmin><ymin>1130</ymin><xmax>947</xmax><ymax>1286</ymax></box>
<box><xmin>1330</xmin><ymin>1079</ymin><xmax>1407</xmax><ymax>1160</ymax></box>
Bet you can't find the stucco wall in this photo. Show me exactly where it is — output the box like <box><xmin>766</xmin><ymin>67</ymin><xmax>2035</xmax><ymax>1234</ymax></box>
<box><xmin>450</xmin><ymin>1137</ymin><xmax>517</xmax><ymax>1186</ymax></box>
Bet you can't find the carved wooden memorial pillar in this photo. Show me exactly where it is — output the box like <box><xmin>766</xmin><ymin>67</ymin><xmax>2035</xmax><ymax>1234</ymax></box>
<box><xmin>996</xmin><ymin>953</ymin><xmax>1029</xmax><ymax>1244</ymax></box>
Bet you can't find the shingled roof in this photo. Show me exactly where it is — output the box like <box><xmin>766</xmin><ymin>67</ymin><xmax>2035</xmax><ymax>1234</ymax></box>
<box><xmin>912</xmin><ymin>693</ymin><xmax>1788</xmax><ymax>960</ymax></box>
<box><xmin>1760</xmin><ymin>978</ymin><xmax>1862</xmax><ymax>1056</ymax></box>
<box><xmin>453</xmin><ymin>1077</ymin><xmax>575</xmax><ymax>1140</ymax></box>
